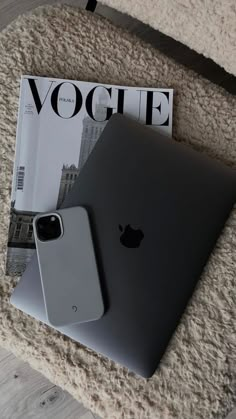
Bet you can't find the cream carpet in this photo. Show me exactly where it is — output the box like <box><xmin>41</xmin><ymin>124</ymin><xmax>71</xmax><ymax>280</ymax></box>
<box><xmin>0</xmin><ymin>5</ymin><xmax>236</xmax><ymax>419</ymax></box>
<box><xmin>99</xmin><ymin>0</ymin><xmax>236</xmax><ymax>77</ymax></box>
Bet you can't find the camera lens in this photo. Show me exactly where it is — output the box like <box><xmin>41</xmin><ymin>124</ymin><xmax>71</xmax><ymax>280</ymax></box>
<box><xmin>35</xmin><ymin>214</ymin><xmax>62</xmax><ymax>241</ymax></box>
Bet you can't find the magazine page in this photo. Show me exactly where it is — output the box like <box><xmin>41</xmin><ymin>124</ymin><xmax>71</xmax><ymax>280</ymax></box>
<box><xmin>6</xmin><ymin>75</ymin><xmax>173</xmax><ymax>275</ymax></box>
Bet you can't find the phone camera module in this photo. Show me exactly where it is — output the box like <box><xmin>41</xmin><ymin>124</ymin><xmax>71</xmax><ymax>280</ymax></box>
<box><xmin>35</xmin><ymin>214</ymin><xmax>62</xmax><ymax>241</ymax></box>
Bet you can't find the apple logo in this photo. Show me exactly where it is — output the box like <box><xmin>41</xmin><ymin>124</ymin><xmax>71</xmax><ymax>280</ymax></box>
<box><xmin>119</xmin><ymin>224</ymin><xmax>144</xmax><ymax>248</ymax></box>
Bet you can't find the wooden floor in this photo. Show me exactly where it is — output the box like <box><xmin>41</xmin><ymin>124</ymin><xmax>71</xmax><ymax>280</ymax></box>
<box><xmin>0</xmin><ymin>346</ymin><xmax>100</xmax><ymax>419</ymax></box>
<box><xmin>0</xmin><ymin>1</ymin><xmax>235</xmax><ymax>418</ymax></box>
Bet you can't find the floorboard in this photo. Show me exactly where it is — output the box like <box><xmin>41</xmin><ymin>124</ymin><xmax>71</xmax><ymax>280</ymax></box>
<box><xmin>0</xmin><ymin>346</ymin><xmax>97</xmax><ymax>419</ymax></box>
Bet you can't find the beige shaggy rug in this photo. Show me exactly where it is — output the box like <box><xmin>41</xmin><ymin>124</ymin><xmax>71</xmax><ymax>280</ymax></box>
<box><xmin>0</xmin><ymin>5</ymin><xmax>236</xmax><ymax>419</ymax></box>
<box><xmin>99</xmin><ymin>0</ymin><xmax>236</xmax><ymax>76</ymax></box>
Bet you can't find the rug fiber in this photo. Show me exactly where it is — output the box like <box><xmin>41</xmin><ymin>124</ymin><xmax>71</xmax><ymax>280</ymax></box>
<box><xmin>0</xmin><ymin>5</ymin><xmax>236</xmax><ymax>419</ymax></box>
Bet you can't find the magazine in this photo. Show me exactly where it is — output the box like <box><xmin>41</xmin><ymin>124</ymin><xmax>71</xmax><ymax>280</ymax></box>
<box><xmin>6</xmin><ymin>75</ymin><xmax>173</xmax><ymax>275</ymax></box>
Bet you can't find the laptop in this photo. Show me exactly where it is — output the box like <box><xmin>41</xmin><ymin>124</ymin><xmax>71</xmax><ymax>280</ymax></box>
<box><xmin>11</xmin><ymin>114</ymin><xmax>236</xmax><ymax>378</ymax></box>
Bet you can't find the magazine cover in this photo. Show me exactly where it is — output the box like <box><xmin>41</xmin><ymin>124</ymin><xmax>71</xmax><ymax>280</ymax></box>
<box><xmin>6</xmin><ymin>75</ymin><xmax>173</xmax><ymax>275</ymax></box>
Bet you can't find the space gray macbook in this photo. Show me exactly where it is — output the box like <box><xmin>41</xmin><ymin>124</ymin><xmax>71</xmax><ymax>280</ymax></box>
<box><xmin>11</xmin><ymin>114</ymin><xmax>236</xmax><ymax>378</ymax></box>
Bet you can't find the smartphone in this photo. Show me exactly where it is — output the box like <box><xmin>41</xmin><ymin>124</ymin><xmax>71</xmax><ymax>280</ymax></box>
<box><xmin>33</xmin><ymin>206</ymin><xmax>104</xmax><ymax>327</ymax></box>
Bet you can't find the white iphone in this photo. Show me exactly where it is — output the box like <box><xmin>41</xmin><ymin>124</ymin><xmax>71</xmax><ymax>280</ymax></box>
<box><xmin>33</xmin><ymin>206</ymin><xmax>104</xmax><ymax>327</ymax></box>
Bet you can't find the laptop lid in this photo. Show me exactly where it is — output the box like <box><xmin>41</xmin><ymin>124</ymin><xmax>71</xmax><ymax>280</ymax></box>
<box><xmin>11</xmin><ymin>114</ymin><xmax>236</xmax><ymax>377</ymax></box>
